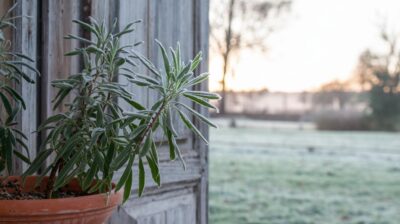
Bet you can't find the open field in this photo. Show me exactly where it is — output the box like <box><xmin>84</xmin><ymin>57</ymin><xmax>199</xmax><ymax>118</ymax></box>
<box><xmin>209</xmin><ymin>118</ymin><xmax>400</xmax><ymax>224</ymax></box>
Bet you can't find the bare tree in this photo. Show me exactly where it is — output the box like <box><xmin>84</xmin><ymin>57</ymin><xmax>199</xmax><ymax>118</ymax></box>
<box><xmin>210</xmin><ymin>0</ymin><xmax>291</xmax><ymax>114</ymax></box>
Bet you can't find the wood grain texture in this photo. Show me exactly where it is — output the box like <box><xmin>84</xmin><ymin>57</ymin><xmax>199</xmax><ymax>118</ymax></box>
<box><xmin>0</xmin><ymin>0</ymin><xmax>13</xmax><ymax>175</ymax></box>
<box><xmin>12</xmin><ymin>0</ymin><xmax>40</xmax><ymax>174</ymax></box>
<box><xmin>41</xmin><ymin>0</ymin><xmax>80</xmax><ymax>116</ymax></box>
<box><xmin>110</xmin><ymin>188</ymin><xmax>197</xmax><ymax>224</ymax></box>
<box><xmin>40</xmin><ymin>0</ymin><xmax>81</xmax><ymax>165</ymax></box>
<box><xmin>1</xmin><ymin>0</ymin><xmax>39</xmax><ymax>174</ymax></box>
<box><xmin>118</xmin><ymin>0</ymin><xmax>149</xmax><ymax>109</ymax></box>
<box><xmin>193</xmin><ymin>0</ymin><xmax>210</xmax><ymax>223</ymax></box>
<box><xmin>110</xmin><ymin>0</ymin><xmax>210</xmax><ymax>223</ymax></box>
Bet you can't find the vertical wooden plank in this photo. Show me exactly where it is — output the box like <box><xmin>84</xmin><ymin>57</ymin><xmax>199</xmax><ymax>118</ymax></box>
<box><xmin>41</xmin><ymin>0</ymin><xmax>80</xmax><ymax>114</ymax></box>
<box><xmin>147</xmin><ymin>0</ymin><xmax>171</xmax><ymax>140</ymax></box>
<box><xmin>91</xmin><ymin>0</ymin><xmax>118</xmax><ymax>26</ymax></box>
<box><xmin>41</xmin><ymin>0</ymin><xmax>80</xmax><ymax>165</ymax></box>
<box><xmin>118</xmin><ymin>0</ymin><xmax>149</xmax><ymax>110</ymax></box>
<box><xmin>0</xmin><ymin>0</ymin><xmax>39</xmax><ymax>174</ymax></box>
<box><xmin>0</xmin><ymin>0</ymin><xmax>13</xmax><ymax>175</ymax></box>
<box><xmin>175</xmin><ymin>0</ymin><xmax>194</xmax><ymax>138</ymax></box>
<box><xmin>0</xmin><ymin>1</ymin><xmax>12</xmax><ymax>137</ymax></box>
<box><xmin>12</xmin><ymin>0</ymin><xmax>39</xmax><ymax>174</ymax></box>
<box><xmin>148</xmin><ymin>0</ymin><xmax>194</xmax><ymax>140</ymax></box>
<box><xmin>41</xmin><ymin>0</ymin><xmax>80</xmax><ymax>120</ymax></box>
<box><xmin>112</xmin><ymin>1</ymin><xmax>210</xmax><ymax>223</ymax></box>
<box><xmin>193</xmin><ymin>0</ymin><xmax>210</xmax><ymax>223</ymax></box>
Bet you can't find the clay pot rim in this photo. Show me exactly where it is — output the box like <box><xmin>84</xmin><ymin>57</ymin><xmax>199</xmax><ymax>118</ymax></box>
<box><xmin>0</xmin><ymin>176</ymin><xmax>123</xmax><ymax>221</ymax></box>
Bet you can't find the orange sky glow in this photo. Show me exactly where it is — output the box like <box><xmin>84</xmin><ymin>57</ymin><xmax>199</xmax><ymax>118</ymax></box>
<box><xmin>209</xmin><ymin>0</ymin><xmax>400</xmax><ymax>92</ymax></box>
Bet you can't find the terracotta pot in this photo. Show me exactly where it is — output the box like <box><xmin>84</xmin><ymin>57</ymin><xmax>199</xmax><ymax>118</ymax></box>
<box><xmin>0</xmin><ymin>176</ymin><xmax>123</xmax><ymax>224</ymax></box>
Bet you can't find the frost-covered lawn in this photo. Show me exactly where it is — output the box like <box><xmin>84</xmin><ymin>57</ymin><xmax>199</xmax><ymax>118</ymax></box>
<box><xmin>209</xmin><ymin>118</ymin><xmax>400</xmax><ymax>224</ymax></box>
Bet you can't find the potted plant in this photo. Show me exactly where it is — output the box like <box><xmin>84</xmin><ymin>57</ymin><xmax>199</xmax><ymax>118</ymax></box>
<box><xmin>0</xmin><ymin>10</ymin><xmax>219</xmax><ymax>224</ymax></box>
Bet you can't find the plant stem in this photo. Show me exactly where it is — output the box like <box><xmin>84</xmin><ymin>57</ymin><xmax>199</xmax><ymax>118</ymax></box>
<box><xmin>135</xmin><ymin>101</ymin><xmax>166</xmax><ymax>148</ymax></box>
<box><xmin>45</xmin><ymin>158</ymin><xmax>63</xmax><ymax>199</ymax></box>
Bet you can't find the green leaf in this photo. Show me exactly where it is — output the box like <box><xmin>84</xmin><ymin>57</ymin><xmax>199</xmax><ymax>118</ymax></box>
<box><xmin>0</xmin><ymin>92</ymin><xmax>12</xmax><ymax>115</ymax></box>
<box><xmin>54</xmin><ymin>151</ymin><xmax>82</xmax><ymax>189</ymax></box>
<box><xmin>111</xmin><ymin>148</ymin><xmax>132</xmax><ymax>170</ymax></box>
<box><xmin>64</xmin><ymin>49</ymin><xmax>81</xmax><ymax>56</ymax></box>
<box><xmin>134</xmin><ymin>73</ymin><xmax>160</xmax><ymax>85</ymax></box>
<box><xmin>177</xmin><ymin>109</ymin><xmax>208</xmax><ymax>144</ymax></box>
<box><xmin>2</xmin><ymin>130</ymin><xmax>13</xmax><ymax>172</ymax></box>
<box><xmin>115</xmin><ymin>155</ymin><xmax>134</xmax><ymax>192</ymax></box>
<box><xmin>5</xmin><ymin>61</ymin><xmax>39</xmax><ymax>79</ymax></box>
<box><xmin>37</xmin><ymin>114</ymin><xmax>67</xmax><ymax>131</ymax></box>
<box><xmin>123</xmin><ymin>170</ymin><xmax>133</xmax><ymax>203</ymax></box>
<box><xmin>1</xmin><ymin>62</ymin><xmax>27</xmax><ymax>82</ymax></box>
<box><xmin>52</xmin><ymin>88</ymin><xmax>72</xmax><ymax>109</ymax></box>
<box><xmin>13</xmin><ymin>150</ymin><xmax>31</xmax><ymax>164</ymax></box>
<box><xmin>170</xmin><ymin>47</ymin><xmax>178</xmax><ymax>71</ymax></box>
<box><xmin>184</xmin><ymin>90</ymin><xmax>221</xmax><ymax>100</ymax></box>
<box><xmin>146</xmin><ymin>155</ymin><xmax>160</xmax><ymax>186</ymax></box>
<box><xmin>165</xmin><ymin>127</ymin><xmax>176</xmax><ymax>160</ymax></box>
<box><xmin>72</xmin><ymin>19</ymin><xmax>99</xmax><ymax>38</ymax></box>
<box><xmin>23</xmin><ymin>149</ymin><xmax>52</xmax><ymax>177</ymax></box>
<box><xmin>54</xmin><ymin>133</ymin><xmax>83</xmax><ymax>161</ymax></box>
<box><xmin>54</xmin><ymin>167</ymin><xmax>80</xmax><ymax>191</ymax></box>
<box><xmin>177</xmin><ymin>62</ymin><xmax>192</xmax><ymax>80</ymax></box>
<box><xmin>12</xmin><ymin>128</ymin><xmax>28</xmax><ymax>140</ymax></box>
<box><xmin>183</xmin><ymin>93</ymin><xmax>218</xmax><ymax>111</ymax></box>
<box><xmin>176</xmin><ymin>42</ymin><xmax>181</xmax><ymax>68</ymax></box>
<box><xmin>190</xmin><ymin>52</ymin><xmax>202</xmax><ymax>71</ymax></box>
<box><xmin>138</xmin><ymin>158</ymin><xmax>145</xmax><ymax>197</ymax></box>
<box><xmin>104</xmin><ymin>143</ymin><xmax>116</xmax><ymax>175</ymax></box>
<box><xmin>149</xmin><ymin>141</ymin><xmax>159</xmax><ymax>165</ymax></box>
<box><xmin>175</xmin><ymin>102</ymin><xmax>217</xmax><ymax>128</ymax></box>
<box><xmin>132</xmin><ymin>52</ymin><xmax>161</xmax><ymax>78</ymax></box>
<box><xmin>64</xmin><ymin>34</ymin><xmax>95</xmax><ymax>45</ymax></box>
<box><xmin>122</xmin><ymin>97</ymin><xmax>146</xmax><ymax>110</ymax></box>
<box><xmin>96</xmin><ymin>104</ymin><xmax>104</xmax><ymax>126</ymax></box>
<box><xmin>186</xmin><ymin>72</ymin><xmax>209</xmax><ymax>87</ymax></box>
<box><xmin>129</xmin><ymin>124</ymin><xmax>147</xmax><ymax>140</ymax></box>
<box><xmin>94</xmin><ymin>150</ymin><xmax>105</xmax><ymax>169</ymax></box>
<box><xmin>82</xmin><ymin>163</ymin><xmax>98</xmax><ymax>191</ymax></box>
<box><xmin>155</xmin><ymin>39</ymin><xmax>171</xmax><ymax>77</ymax></box>
<box><xmin>139</xmin><ymin>133</ymin><xmax>152</xmax><ymax>157</ymax></box>
<box><xmin>3</xmin><ymin>85</ymin><xmax>26</xmax><ymax>109</ymax></box>
<box><xmin>6</xmin><ymin>102</ymin><xmax>21</xmax><ymax>125</ymax></box>
<box><xmin>88</xmin><ymin>181</ymin><xmax>102</xmax><ymax>194</ymax></box>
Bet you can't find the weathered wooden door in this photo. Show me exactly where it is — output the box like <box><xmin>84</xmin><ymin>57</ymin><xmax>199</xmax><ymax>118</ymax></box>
<box><xmin>4</xmin><ymin>0</ymin><xmax>210</xmax><ymax>223</ymax></box>
<box><xmin>108</xmin><ymin>0</ymin><xmax>210</xmax><ymax>223</ymax></box>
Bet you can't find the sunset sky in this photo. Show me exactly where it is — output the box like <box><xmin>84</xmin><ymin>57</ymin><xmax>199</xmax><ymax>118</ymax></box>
<box><xmin>209</xmin><ymin>0</ymin><xmax>400</xmax><ymax>92</ymax></box>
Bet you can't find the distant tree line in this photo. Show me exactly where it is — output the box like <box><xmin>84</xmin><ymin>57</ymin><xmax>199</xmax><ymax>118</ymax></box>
<box><xmin>355</xmin><ymin>28</ymin><xmax>400</xmax><ymax>131</ymax></box>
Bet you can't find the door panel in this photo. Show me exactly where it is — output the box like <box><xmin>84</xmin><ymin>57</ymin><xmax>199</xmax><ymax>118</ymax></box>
<box><xmin>108</xmin><ymin>0</ymin><xmax>209</xmax><ymax>223</ymax></box>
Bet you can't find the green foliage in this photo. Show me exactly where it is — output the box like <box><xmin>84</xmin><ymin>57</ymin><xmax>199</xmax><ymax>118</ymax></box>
<box><xmin>25</xmin><ymin>17</ymin><xmax>219</xmax><ymax>202</ymax></box>
<box><xmin>356</xmin><ymin>33</ymin><xmax>400</xmax><ymax>131</ymax></box>
<box><xmin>369</xmin><ymin>85</ymin><xmax>400</xmax><ymax>130</ymax></box>
<box><xmin>0</xmin><ymin>4</ymin><xmax>39</xmax><ymax>174</ymax></box>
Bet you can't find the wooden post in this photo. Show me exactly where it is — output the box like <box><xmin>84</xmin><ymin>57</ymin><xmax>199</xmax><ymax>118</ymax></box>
<box><xmin>193</xmin><ymin>0</ymin><xmax>210</xmax><ymax>223</ymax></box>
